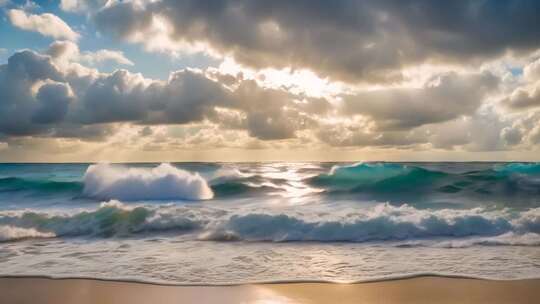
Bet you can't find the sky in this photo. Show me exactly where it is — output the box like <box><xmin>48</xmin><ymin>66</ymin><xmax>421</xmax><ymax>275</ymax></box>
<box><xmin>0</xmin><ymin>0</ymin><xmax>540</xmax><ymax>162</ymax></box>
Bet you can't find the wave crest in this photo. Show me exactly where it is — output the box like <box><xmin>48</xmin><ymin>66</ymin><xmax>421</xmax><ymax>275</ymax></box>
<box><xmin>1</xmin><ymin>201</ymin><xmax>539</xmax><ymax>245</ymax></box>
<box><xmin>0</xmin><ymin>225</ymin><xmax>55</xmax><ymax>242</ymax></box>
<box><xmin>83</xmin><ymin>163</ymin><xmax>213</xmax><ymax>201</ymax></box>
<box><xmin>203</xmin><ymin>204</ymin><xmax>530</xmax><ymax>242</ymax></box>
<box><xmin>0</xmin><ymin>201</ymin><xmax>204</xmax><ymax>240</ymax></box>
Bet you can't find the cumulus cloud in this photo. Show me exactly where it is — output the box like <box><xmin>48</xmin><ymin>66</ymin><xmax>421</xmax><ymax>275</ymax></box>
<box><xmin>503</xmin><ymin>87</ymin><xmax>540</xmax><ymax>109</ymax></box>
<box><xmin>82</xmin><ymin>49</ymin><xmax>134</xmax><ymax>66</ymax></box>
<box><xmin>1</xmin><ymin>41</ymin><xmax>539</xmax><ymax>155</ymax></box>
<box><xmin>502</xmin><ymin>111</ymin><xmax>540</xmax><ymax>146</ymax></box>
<box><xmin>60</xmin><ymin>0</ymin><xmax>108</xmax><ymax>13</ymax></box>
<box><xmin>7</xmin><ymin>9</ymin><xmax>80</xmax><ymax>41</ymax></box>
<box><xmin>32</xmin><ymin>82</ymin><xmax>73</xmax><ymax>124</ymax></box>
<box><xmin>502</xmin><ymin>57</ymin><xmax>540</xmax><ymax>110</ymax></box>
<box><xmin>0</xmin><ymin>50</ymin><xmax>64</xmax><ymax>136</ymax></box>
<box><xmin>0</xmin><ymin>47</ymin><xmax>313</xmax><ymax>142</ymax></box>
<box><xmin>88</xmin><ymin>0</ymin><xmax>540</xmax><ymax>84</ymax></box>
<box><xmin>47</xmin><ymin>40</ymin><xmax>133</xmax><ymax>67</ymax></box>
<box><xmin>342</xmin><ymin>72</ymin><xmax>499</xmax><ymax>130</ymax></box>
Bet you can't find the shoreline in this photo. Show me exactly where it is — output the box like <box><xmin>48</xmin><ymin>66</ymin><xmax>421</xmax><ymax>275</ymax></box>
<box><xmin>0</xmin><ymin>273</ymin><xmax>537</xmax><ymax>286</ymax></box>
<box><xmin>1</xmin><ymin>275</ymin><xmax>539</xmax><ymax>304</ymax></box>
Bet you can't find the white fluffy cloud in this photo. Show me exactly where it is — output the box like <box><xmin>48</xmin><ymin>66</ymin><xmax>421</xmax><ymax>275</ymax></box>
<box><xmin>502</xmin><ymin>56</ymin><xmax>540</xmax><ymax>110</ymax></box>
<box><xmin>47</xmin><ymin>41</ymin><xmax>133</xmax><ymax>66</ymax></box>
<box><xmin>60</xmin><ymin>0</ymin><xmax>108</xmax><ymax>13</ymax></box>
<box><xmin>8</xmin><ymin>9</ymin><xmax>80</xmax><ymax>41</ymax></box>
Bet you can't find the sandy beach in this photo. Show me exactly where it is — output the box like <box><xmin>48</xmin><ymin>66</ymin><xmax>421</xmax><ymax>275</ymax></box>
<box><xmin>0</xmin><ymin>276</ymin><xmax>538</xmax><ymax>304</ymax></box>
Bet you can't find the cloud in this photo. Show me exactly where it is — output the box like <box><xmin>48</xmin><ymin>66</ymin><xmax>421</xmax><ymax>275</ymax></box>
<box><xmin>91</xmin><ymin>0</ymin><xmax>540</xmax><ymax>84</ymax></box>
<box><xmin>1</xmin><ymin>44</ymin><xmax>539</xmax><ymax>155</ymax></box>
<box><xmin>502</xmin><ymin>57</ymin><xmax>540</xmax><ymax>110</ymax></box>
<box><xmin>524</xmin><ymin>57</ymin><xmax>540</xmax><ymax>81</ymax></box>
<box><xmin>0</xmin><ymin>47</ymin><xmax>311</xmax><ymax>141</ymax></box>
<box><xmin>317</xmin><ymin>124</ymin><xmax>429</xmax><ymax>148</ymax></box>
<box><xmin>60</xmin><ymin>0</ymin><xmax>108</xmax><ymax>13</ymax></box>
<box><xmin>503</xmin><ymin>86</ymin><xmax>540</xmax><ymax>109</ymax></box>
<box><xmin>502</xmin><ymin>111</ymin><xmax>540</xmax><ymax>146</ymax></box>
<box><xmin>81</xmin><ymin>50</ymin><xmax>134</xmax><ymax>66</ymax></box>
<box><xmin>7</xmin><ymin>9</ymin><xmax>80</xmax><ymax>41</ymax></box>
<box><xmin>31</xmin><ymin>82</ymin><xmax>73</xmax><ymax>124</ymax></box>
<box><xmin>317</xmin><ymin>107</ymin><xmax>513</xmax><ymax>152</ymax></box>
<box><xmin>47</xmin><ymin>40</ymin><xmax>133</xmax><ymax>66</ymax></box>
<box><xmin>0</xmin><ymin>50</ymin><xmax>64</xmax><ymax>136</ymax></box>
<box><xmin>501</xmin><ymin>126</ymin><xmax>522</xmax><ymax>146</ymax></box>
<box><xmin>342</xmin><ymin>72</ymin><xmax>499</xmax><ymax>130</ymax></box>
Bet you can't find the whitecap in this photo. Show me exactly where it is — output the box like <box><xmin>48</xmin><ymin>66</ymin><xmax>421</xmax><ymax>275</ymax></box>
<box><xmin>83</xmin><ymin>163</ymin><xmax>213</xmax><ymax>201</ymax></box>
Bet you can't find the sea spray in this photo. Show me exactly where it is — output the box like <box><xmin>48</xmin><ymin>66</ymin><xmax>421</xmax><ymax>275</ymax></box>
<box><xmin>83</xmin><ymin>163</ymin><xmax>214</xmax><ymax>201</ymax></box>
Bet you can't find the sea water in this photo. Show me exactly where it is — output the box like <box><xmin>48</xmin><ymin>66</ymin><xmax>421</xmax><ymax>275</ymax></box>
<box><xmin>0</xmin><ymin>162</ymin><xmax>539</xmax><ymax>284</ymax></box>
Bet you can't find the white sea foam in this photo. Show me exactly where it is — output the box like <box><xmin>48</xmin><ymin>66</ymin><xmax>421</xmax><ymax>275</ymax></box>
<box><xmin>83</xmin><ymin>163</ymin><xmax>213</xmax><ymax>201</ymax></box>
<box><xmin>209</xmin><ymin>167</ymin><xmax>253</xmax><ymax>184</ymax></box>
<box><xmin>203</xmin><ymin>204</ymin><xmax>540</xmax><ymax>243</ymax></box>
<box><xmin>434</xmin><ymin>232</ymin><xmax>540</xmax><ymax>248</ymax></box>
<box><xmin>0</xmin><ymin>225</ymin><xmax>55</xmax><ymax>242</ymax></box>
<box><xmin>1</xmin><ymin>202</ymin><xmax>539</xmax><ymax>244</ymax></box>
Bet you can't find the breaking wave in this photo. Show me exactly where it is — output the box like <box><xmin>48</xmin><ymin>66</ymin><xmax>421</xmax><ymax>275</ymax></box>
<box><xmin>0</xmin><ymin>201</ymin><xmax>204</xmax><ymax>241</ymax></box>
<box><xmin>1</xmin><ymin>201</ymin><xmax>539</xmax><ymax>245</ymax></box>
<box><xmin>0</xmin><ymin>225</ymin><xmax>55</xmax><ymax>242</ymax></box>
<box><xmin>202</xmin><ymin>204</ymin><xmax>540</xmax><ymax>243</ymax></box>
<box><xmin>83</xmin><ymin>163</ymin><xmax>214</xmax><ymax>201</ymax></box>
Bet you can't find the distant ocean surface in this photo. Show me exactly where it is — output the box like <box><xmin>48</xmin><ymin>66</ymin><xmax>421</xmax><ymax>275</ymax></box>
<box><xmin>1</xmin><ymin>162</ymin><xmax>539</xmax><ymax>284</ymax></box>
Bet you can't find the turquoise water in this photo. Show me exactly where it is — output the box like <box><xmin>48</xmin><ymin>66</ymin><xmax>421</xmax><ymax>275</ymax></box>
<box><xmin>0</xmin><ymin>162</ymin><xmax>539</xmax><ymax>283</ymax></box>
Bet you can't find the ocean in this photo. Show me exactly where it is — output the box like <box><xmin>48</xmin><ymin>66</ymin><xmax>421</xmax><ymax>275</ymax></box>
<box><xmin>0</xmin><ymin>162</ymin><xmax>539</xmax><ymax>284</ymax></box>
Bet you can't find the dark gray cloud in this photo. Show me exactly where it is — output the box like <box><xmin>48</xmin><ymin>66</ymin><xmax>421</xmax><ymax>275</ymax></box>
<box><xmin>32</xmin><ymin>83</ymin><xmax>73</xmax><ymax>124</ymax></box>
<box><xmin>92</xmin><ymin>0</ymin><xmax>540</xmax><ymax>83</ymax></box>
<box><xmin>0</xmin><ymin>51</ymin><xmax>64</xmax><ymax>136</ymax></box>
<box><xmin>76</xmin><ymin>70</ymin><xmax>149</xmax><ymax>123</ymax></box>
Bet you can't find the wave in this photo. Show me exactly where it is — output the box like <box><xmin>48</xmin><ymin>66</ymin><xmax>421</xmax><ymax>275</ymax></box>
<box><xmin>202</xmin><ymin>204</ymin><xmax>540</xmax><ymax>242</ymax></box>
<box><xmin>494</xmin><ymin>163</ymin><xmax>540</xmax><ymax>175</ymax></box>
<box><xmin>83</xmin><ymin>163</ymin><xmax>214</xmax><ymax>201</ymax></box>
<box><xmin>0</xmin><ymin>225</ymin><xmax>55</xmax><ymax>242</ymax></box>
<box><xmin>308</xmin><ymin>162</ymin><xmax>540</xmax><ymax>203</ymax></box>
<box><xmin>1</xmin><ymin>201</ymin><xmax>539</xmax><ymax>244</ymax></box>
<box><xmin>2</xmin><ymin>162</ymin><xmax>540</xmax><ymax>203</ymax></box>
<box><xmin>0</xmin><ymin>201</ymin><xmax>204</xmax><ymax>241</ymax></box>
<box><xmin>0</xmin><ymin>177</ymin><xmax>82</xmax><ymax>194</ymax></box>
<box><xmin>310</xmin><ymin>163</ymin><xmax>446</xmax><ymax>190</ymax></box>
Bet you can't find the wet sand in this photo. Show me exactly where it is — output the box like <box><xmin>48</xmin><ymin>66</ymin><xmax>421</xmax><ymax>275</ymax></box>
<box><xmin>0</xmin><ymin>276</ymin><xmax>539</xmax><ymax>304</ymax></box>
